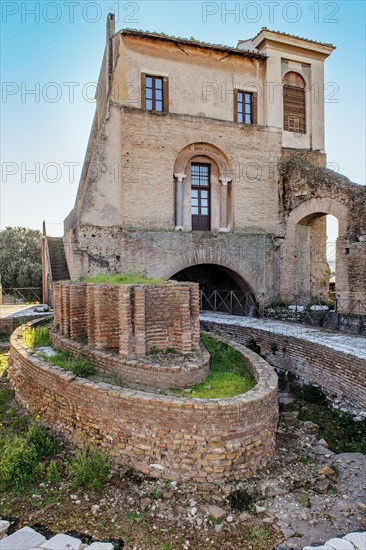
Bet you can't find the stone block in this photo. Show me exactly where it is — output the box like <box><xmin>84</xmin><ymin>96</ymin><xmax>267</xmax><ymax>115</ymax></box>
<box><xmin>0</xmin><ymin>521</ymin><xmax>10</xmax><ymax>540</ymax></box>
<box><xmin>344</xmin><ymin>532</ymin><xmax>366</xmax><ymax>550</ymax></box>
<box><xmin>0</xmin><ymin>526</ymin><xmax>46</xmax><ymax>550</ymax></box>
<box><xmin>39</xmin><ymin>534</ymin><xmax>82</xmax><ymax>550</ymax></box>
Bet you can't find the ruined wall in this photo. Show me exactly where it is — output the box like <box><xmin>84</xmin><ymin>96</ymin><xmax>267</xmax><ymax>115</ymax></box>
<box><xmin>202</xmin><ymin>319</ymin><xmax>366</xmax><ymax>411</ymax></box>
<box><xmin>54</xmin><ymin>281</ymin><xmax>200</xmax><ymax>357</ymax></box>
<box><xmin>279</xmin><ymin>158</ymin><xmax>366</xmax><ymax>307</ymax></box>
<box><xmin>9</xmin><ymin>323</ymin><xmax>279</xmax><ymax>485</ymax></box>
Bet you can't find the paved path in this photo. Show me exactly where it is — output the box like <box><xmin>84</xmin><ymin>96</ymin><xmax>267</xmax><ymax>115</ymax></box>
<box><xmin>0</xmin><ymin>304</ymin><xmax>51</xmax><ymax>319</ymax></box>
<box><xmin>200</xmin><ymin>312</ymin><xmax>366</xmax><ymax>360</ymax></box>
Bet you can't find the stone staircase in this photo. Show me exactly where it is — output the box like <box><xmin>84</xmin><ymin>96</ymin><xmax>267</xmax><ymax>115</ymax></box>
<box><xmin>48</xmin><ymin>238</ymin><xmax>70</xmax><ymax>282</ymax></box>
<box><xmin>0</xmin><ymin>524</ymin><xmax>115</xmax><ymax>550</ymax></box>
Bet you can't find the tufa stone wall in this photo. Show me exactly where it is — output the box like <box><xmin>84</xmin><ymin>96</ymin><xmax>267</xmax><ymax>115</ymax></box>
<box><xmin>53</xmin><ymin>281</ymin><xmax>200</xmax><ymax>357</ymax></box>
<box><xmin>9</xmin><ymin>322</ymin><xmax>279</xmax><ymax>485</ymax></box>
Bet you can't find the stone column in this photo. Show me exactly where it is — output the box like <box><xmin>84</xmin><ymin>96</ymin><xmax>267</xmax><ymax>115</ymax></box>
<box><xmin>219</xmin><ymin>177</ymin><xmax>231</xmax><ymax>232</ymax></box>
<box><xmin>174</xmin><ymin>173</ymin><xmax>186</xmax><ymax>230</ymax></box>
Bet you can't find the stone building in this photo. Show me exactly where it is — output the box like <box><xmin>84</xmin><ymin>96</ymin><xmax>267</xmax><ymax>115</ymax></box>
<box><xmin>44</xmin><ymin>15</ymin><xmax>366</xmax><ymax>312</ymax></box>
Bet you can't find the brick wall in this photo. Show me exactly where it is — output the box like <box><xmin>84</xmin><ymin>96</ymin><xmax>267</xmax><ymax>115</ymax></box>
<box><xmin>50</xmin><ymin>330</ymin><xmax>210</xmax><ymax>390</ymax></box>
<box><xmin>201</xmin><ymin>320</ymin><xmax>366</xmax><ymax>411</ymax></box>
<box><xmin>53</xmin><ymin>281</ymin><xmax>200</xmax><ymax>357</ymax></box>
<box><xmin>9</xmin><ymin>322</ymin><xmax>279</xmax><ymax>485</ymax></box>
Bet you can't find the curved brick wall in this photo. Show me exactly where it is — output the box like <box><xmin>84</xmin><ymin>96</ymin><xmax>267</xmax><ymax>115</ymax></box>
<box><xmin>50</xmin><ymin>331</ymin><xmax>210</xmax><ymax>390</ymax></box>
<box><xmin>201</xmin><ymin>318</ymin><xmax>366</xmax><ymax>411</ymax></box>
<box><xmin>9</xmin><ymin>321</ymin><xmax>278</xmax><ymax>484</ymax></box>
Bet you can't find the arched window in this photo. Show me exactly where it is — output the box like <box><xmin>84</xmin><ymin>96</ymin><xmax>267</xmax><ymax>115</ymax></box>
<box><xmin>283</xmin><ymin>72</ymin><xmax>306</xmax><ymax>134</ymax></box>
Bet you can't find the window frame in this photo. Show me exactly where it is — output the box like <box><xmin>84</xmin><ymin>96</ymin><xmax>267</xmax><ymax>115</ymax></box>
<box><xmin>283</xmin><ymin>71</ymin><xmax>306</xmax><ymax>134</ymax></box>
<box><xmin>234</xmin><ymin>90</ymin><xmax>257</xmax><ymax>125</ymax></box>
<box><xmin>141</xmin><ymin>73</ymin><xmax>169</xmax><ymax>114</ymax></box>
<box><xmin>191</xmin><ymin>162</ymin><xmax>211</xmax><ymax>231</ymax></box>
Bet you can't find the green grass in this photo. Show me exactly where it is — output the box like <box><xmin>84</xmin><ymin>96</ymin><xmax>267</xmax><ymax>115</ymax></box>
<box><xmin>172</xmin><ymin>334</ymin><xmax>256</xmax><ymax>399</ymax></box>
<box><xmin>80</xmin><ymin>272</ymin><xmax>165</xmax><ymax>285</ymax></box>
<box><xmin>38</xmin><ymin>350</ymin><xmax>95</xmax><ymax>378</ymax></box>
<box><xmin>22</xmin><ymin>325</ymin><xmax>51</xmax><ymax>349</ymax></box>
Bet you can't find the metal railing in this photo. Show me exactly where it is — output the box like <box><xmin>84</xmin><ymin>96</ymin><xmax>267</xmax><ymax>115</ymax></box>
<box><xmin>1</xmin><ymin>287</ymin><xmax>42</xmax><ymax>304</ymax></box>
<box><xmin>200</xmin><ymin>290</ymin><xmax>366</xmax><ymax>334</ymax></box>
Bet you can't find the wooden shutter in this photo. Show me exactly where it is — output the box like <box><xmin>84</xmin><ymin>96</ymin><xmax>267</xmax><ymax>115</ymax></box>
<box><xmin>233</xmin><ymin>89</ymin><xmax>238</xmax><ymax>122</ymax></box>
<box><xmin>252</xmin><ymin>92</ymin><xmax>258</xmax><ymax>124</ymax></box>
<box><xmin>283</xmin><ymin>85</ymin><xmax>306</xmax><ymax>133</ymax></box>
<box><xmin>283</xmin><ymin>72</ymin><xmax>306</xmax><ymax>134</ymax></box>
<box><xmin>163</xmin><ymin>76</ymin><xmax>169</xmax><ymax>113</ymax></box>
<box><xmin>141</xmin><ymin>73</ymin><xmax>146</xmax><ymax>110</ymax></box>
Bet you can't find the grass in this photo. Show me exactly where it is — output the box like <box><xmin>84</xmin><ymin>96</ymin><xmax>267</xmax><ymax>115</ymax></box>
<box><xmin>279</xmin><ymin>371</ymin><xmax>366</xmax><ymax>454</ymax></box>
<box><xmin>80</xmin><ymin>272</ymin><xmax>165</xmax><ymax>285</ymax></box>
<box><xmin>38</xmin><ymin>350</ymin><xmax>95</xmax><ymax>377</ymax></box>
<box><xmin>22</xmin><ymin>324</ymin><xmax>51</xmax><ymax>349</ymax></box>
<box><xmin>172</xmin><ymin>334</ymin><xmax>256</xmax><ymax>399</ymax></box>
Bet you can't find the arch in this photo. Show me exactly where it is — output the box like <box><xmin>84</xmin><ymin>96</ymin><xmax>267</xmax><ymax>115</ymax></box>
<box><xmin>169</xmin><ymin>263</ymin><xmax>257</xmax><ymax>316</ymax></box>
<box><xmin>164</xmin><ymin>257</ymin><xmax>260</xmax><ymax>300</ymax></box>
<box><xmin>174</xmin><ymin>142</ymin><xmax>231</xmax><ymax>178</ymax></box>
<box><xmin>281</xmin><ymin>198</ymin><xmax>351</xmax><ymax>303</ymax></box>
<box><xmin>283</xmin><ymin>71</ymin><xmax>306</xmax><ymax>88</ymax></box>
<box><xmin>286</xmin><ymin>197</ymin><xmax>349</xmax><ymax>236</ymax></box>
<box><xmin>173</xmin><ymin>142</ymin><xmax>233</xmax><ymax>232</ymax></box>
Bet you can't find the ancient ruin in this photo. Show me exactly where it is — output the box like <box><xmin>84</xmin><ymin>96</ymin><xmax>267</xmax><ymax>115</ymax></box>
<box><xmin>40</xmin><ymin>17</ymin><xmax>365</xmax><ymax>316</ymax></box>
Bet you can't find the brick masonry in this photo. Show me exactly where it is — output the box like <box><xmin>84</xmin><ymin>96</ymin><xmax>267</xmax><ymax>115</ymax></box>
<box><xmin>9</xmin><ymin>321</ymin><xmax>279</xmax><ymax>485</ymax></box>
<box><xmin>53</xmin><ymin>281</ymin><xmax>200</xmax><ymax>357</ymax></box>
<box><xmin>201</xmin><ymin>317</ymin><xmax>366</xmax><ymax>411</ymax></box>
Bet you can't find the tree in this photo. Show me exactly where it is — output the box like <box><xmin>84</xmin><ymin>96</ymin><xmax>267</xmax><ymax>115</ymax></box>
<box><xmin>0</xmin><ymin>227</ymin><xmax>42</xmax><ymax>288</ymax></box>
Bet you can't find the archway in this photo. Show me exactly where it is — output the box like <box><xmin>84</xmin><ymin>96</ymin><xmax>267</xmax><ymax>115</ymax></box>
<box><xmin>281</xmin><ymin>198</ymin><xmax>350</xmax><ymax>304</ymax></box>
<box><xmin>170</xmin><ymin>263</ymin><xmax>257</xmax><ymax>316</ymax></box>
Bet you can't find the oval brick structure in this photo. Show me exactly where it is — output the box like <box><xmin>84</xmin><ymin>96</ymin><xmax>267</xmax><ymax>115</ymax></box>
<box><xmin>9</xmin><ymin>321</ymin><xmax>279</xmax><ymax>484</ymax></box>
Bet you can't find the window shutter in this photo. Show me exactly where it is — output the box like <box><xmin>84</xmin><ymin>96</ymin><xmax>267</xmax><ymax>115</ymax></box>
<box><xmin>252</xmin><ymin>92</ymin><xmax>258</xmax><ymax>124</ymax></box>
<box><xmin>141</xmin><ymin>73</ymin><xmax>146</xmax><ymax>110</ymax></box>
<box><xmin>163</xmin><ymin>76</ymin><xmax>169</xmax><ymax>113</ymax></box>
<box><xmin>283</xmin><ymin>85</ymin><xmax>306</xmax><ymax>133</ymax></box>
<box><xmin>233</xmin><ymin>89</ymin><xmax>238</xmax><ymax>122</ymax></box>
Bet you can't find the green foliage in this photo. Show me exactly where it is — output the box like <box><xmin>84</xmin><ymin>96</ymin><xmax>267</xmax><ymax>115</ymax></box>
<box><xmin>270</xmin><ymin>342</ymin><xmax>278</xmax><ymax>355</ymax></box>
<box><xmin>80</xmin><ymin>272</ymin><xmax>165</xmax><ymax>285</ymax></box>
<box><xmin>0</xmin><ymin>227</ymin><xmax>42</xmax><ymax>288</ymax></box>
<box><xmin>39</xmin><ymin>350</ymin><xmax>95</xmax><ymax>377</ymax></box>
<box><xmin>26</xmin><ymin>422</ymin><xmax>60</xmax><ymax>458</ymax></box>
<box><xmin>151</xmin><ymin>488</ymin><xmax>161</xmax><ymax>499</ymax></box>
<box><xmin>0</xmin><ymin>435</ymin><xmax>40</xmax><ymax>491</ymax></box>
<box><xmin>228</xmin><ymin>488</ymin><xmax>255</xmax><ymax>511</ymax></box>
<box><xmin>172</xmin><ymin>334</ymin><xmax>255</xmax><ymax>399</ymax></box>
<box><xmin>47</xmin><ymin>459</ymin><xmax>61</xmax><ymax>483</ymax></box>
<box><xmin>0</xmin><ymin>423</ymin><xmax>59</xmax><ymax>491</ymax></box>
<box><xmin>299</xmin><ymin>405</ymin><xmax>366</xmax><ymax>454</ymax></box>
<box><xmin>22</xmin><ymin>325</ymin><xmax>51</xmax><ymax>349</ymax></box>
<box><xmin>69</xmin><ymin>447</ymin><xmax>110</xmax><ymax>491</ymax></box>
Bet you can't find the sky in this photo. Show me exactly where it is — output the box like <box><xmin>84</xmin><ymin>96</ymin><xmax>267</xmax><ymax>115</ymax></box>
<box><xmin>1</xmin><ymin>0</ymin><xmax>365</xmax><ymax>247</ymax></box>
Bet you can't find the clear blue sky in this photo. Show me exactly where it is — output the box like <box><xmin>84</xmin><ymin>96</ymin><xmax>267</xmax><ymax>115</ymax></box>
<box><xmin>1</xmin><ymin>0</ymin><xmax>365</xmax><ymax>240</ymax></box>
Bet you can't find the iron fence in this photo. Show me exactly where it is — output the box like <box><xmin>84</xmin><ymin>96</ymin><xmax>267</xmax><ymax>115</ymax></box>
<box><xmin>1</xmin><ymin>287</ymin><xmax>42</xmax><ymax>304</ymax></box>
<box><xmin>200</xmin><ymin>290</ymin><xmax>366</xmax><ymax>335</ymax></box>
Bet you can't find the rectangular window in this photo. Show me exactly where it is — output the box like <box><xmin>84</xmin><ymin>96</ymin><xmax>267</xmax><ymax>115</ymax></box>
<box><xmin>143</xmin><ymin>75</ymin><xmax>166</xmax><ymax>113</ymax></box>
<box><xmin>237</xmin><ymin>91</ymin><xmax>253</xmax><ymax>124</ymax></box>
<box><xmin>191</xmin><ymin>163</ymin><xmax>210</xmax><ymax>231</ymax></box>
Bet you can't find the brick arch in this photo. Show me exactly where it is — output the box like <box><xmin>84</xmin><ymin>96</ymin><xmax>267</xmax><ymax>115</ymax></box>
<box><xmin>286</xmin><ymin>197</ymin><xmax>350</xmax><ymax>236</ymax></box>
<box><xmin>163</xmin><ymin>258</ymin><xmax>260</xmax><ymax>299</ymax></box>
<box><xmin>281</xmin><ymin>197</ymin><xmax>351</xmax><ymax>303</ymax></box>
<box><xmin>173</xmin><ymin>142</ymin><xmax>231</xmax><ymax>177</ymax></box>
